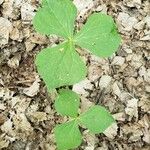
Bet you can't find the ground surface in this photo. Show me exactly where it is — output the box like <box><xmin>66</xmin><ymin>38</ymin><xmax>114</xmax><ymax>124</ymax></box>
<box><xmin>0</xmin><ymin>0</ymin><xmax>150</xmax><ymax>150</ymax></box>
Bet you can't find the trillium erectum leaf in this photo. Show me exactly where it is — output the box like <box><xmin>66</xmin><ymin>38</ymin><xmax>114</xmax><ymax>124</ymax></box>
<box><xmin>79</xmin><ymin>105</ymin><xmax>115</xmax><ymax>134</ymax></box>
<box><xmin>54</xmin><ymin>120</ymin><xmax>82</xmax><ymax>150</ymax></box>
<box><xmin>55</xmin><ymin>89</ymin><xmax>80</xmax><ymax>117</ymax></box>
<box><xmin>35</xmin><ymin>42</ymin><xmax>86</xmax><ymax>90</ymax></box>
<box><xmin>33</xmin><ymin>0</ymin><xmax>77</xmax><ymax>38</ymax></box>
<box><xmin>74</xmin><ymin>13</ymin><xmax>121</xmax><ymax>57</ymax></box>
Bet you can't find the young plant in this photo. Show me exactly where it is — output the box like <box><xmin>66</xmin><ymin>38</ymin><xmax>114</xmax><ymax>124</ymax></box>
<box><xmin>33</xmin><ymin>0</ymin><xmax>121</xmax><ymax>149</ymax></box>
<box><xmin>54</xmin><ymin>89</ymin><xmax>115</xmax><ymax>150</ymax></box>
<box><xmin>33</xmin><ymin>0</ymin><xmax>121</xmax><ymax>90</ymax></box>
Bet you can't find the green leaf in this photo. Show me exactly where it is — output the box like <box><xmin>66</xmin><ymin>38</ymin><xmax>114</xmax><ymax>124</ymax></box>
<box><xmin>54</xmin><ymin>120</ymin><xmax>82</xmax><ymax>150</ymax></box>
<box><xmin>79</xmin><ymin>105</ymin><xmax>115</xmax><ymax>134</ymax></box>
<box><xmin>35</xmin><ymin>42</ymin><xmax>87</xmax><ymax>90</ymax></box>
<box><xmin>33</xmin><ymin>0</ymin><xmax>77</xmax><ymax>38</ymax></box>
<box><xmin>55</xmin><ymin>89</ymin><xmax>80</xmax><ymax>117</ymax></box>
<box><xmin>74</xmin><ymin>13</ymin><xmax>121</xmax><ymax>57</ymax></box>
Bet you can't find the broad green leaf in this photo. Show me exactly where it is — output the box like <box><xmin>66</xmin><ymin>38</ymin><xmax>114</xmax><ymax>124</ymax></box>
<box><xmin>55</xmin><ymin>89</ymin><xmax>80</xmax><ymax>117</ymax></box>
<box><xmin>79</xmin><ymin>105</ymin><xmax>115</xmax><ymax>134</ymax></box>
<box><xmin>74</xmin><ymin>13</ymin><xmax>121</xmax><ymax>57</ymax></box>
<box><xmin>33</xmin><ymin>0</ymin><xmax>77</xmax><ymax>38</ymax></box>
<box><xmin>35</xmin><ymin>42</ymin><xmax>87</xmax><ymax>90</ymax></box>
<box><xmin>54</xmin><ymin>120</ymin><xmax>82</xmax><ymax>150</ymax></box>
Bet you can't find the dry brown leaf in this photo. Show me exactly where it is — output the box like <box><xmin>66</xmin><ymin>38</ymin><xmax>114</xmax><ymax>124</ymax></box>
<box><xmin>112</xmin><ymin>56</ymin><xmax>125</xmax><ymax>66</ymax></box>
<box><xmin>73</xmin><ymin>78</ymin><xmax>93</xmax><ymax>96</ymax></box>
<box><xmin>21</xmin><ymin>2</ymin><xmax>35</xmax><ymax>22</ymax></box>
<box><xmin>0</xmin><ymin>0</ymin><xmax>4</xmax><ymax>5</ymax></box>
<box><xmin>125</xmin><ymin>98</ymin><xmax>138</xmax><ymax>120</ymax></box>
<box><xmin>80</xmin><ymin>96</ymin><xmax>94</xmax><ymax>113</ymax></box>
<box><xmin>83</xmin><ymin>131</ymin><xmax>98</xmax><ymax>150</ymax></box>
<box><xmin>23</xmin><ymin>76</ymin><xmax>40</xmax><ymax>97</ymax></box>
<box><xmin>117</xmin><ymin>12</ymin><xmax>138</xmax><ymax>31</ymax></box>
<box><xmin>0</xmin><ymin>17</ymin><xmax>12</xmax><ymax>45</ymax></box>
<box><xmin>99</xmin><ymin>75</ymin><xmax>112</xmax><ymax>89</ymax></box>
<box><xmin>7</xmin><ymin>54</ymin><xmax>21</xmax><ymax>69</ymax></box>
<box><xmin>28</xmin><ymin>112</ymin><xmax>47</xmax><ymax>122</ymax></box>
<box><xmin>13</xmin><ymin>113</ymin><xmax>33</xmax><ymax>137</ymax></box>
<box><xmin>104</xmin><ymin>123</ymin><xmax>118</xmax><ymax>139</ymax></box>
<box><xmin>0</xmin><ymin>137</ymin><xmax>9</xmax><ymax>149</ymax></box>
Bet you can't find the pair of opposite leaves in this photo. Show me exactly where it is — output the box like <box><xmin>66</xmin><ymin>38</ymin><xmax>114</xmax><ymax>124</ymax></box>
<box><xmin>54</xmin><ymin>89</ymin><xmax>115</xmax><ymax>150</ymax></box>
<box><xmin>33</xmin><ymin>0</ymin><xmax>121</xmax><ymax>90</ymax></box>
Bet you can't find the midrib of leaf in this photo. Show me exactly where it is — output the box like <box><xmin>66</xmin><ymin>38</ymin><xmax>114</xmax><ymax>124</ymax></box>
<box><xmin>64</xmin><ymin>2</ymin><xmax>74</xmax><ymax>37</ymax></box>
<box><xmin>51</xmin><ymin>42</ymin><xmax>69</xmax><ymax>82</ymax></box>
<box><xmin>58</xmin><ymin>120</ymin><xmax>80</xmax><ymax>149</ymax></box>
<box><xmin>46</xmin><ymin>0</ymin><xmax>71</xmax><ymax>38</ymax></box>
<box><xmin>68</xmin><ymin>120</ymin><xmax>79</xmax><ymax>142</ymax></box>
<box><xmin>51</xmin><ymin>40</ymin><xmax>76</xmax><ymax>86</ymax></box>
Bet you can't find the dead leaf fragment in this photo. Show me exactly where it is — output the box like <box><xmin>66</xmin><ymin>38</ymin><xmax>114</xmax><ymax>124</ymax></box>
<box><xmin>73</xmin><ymin>78</ymin><xmax>93</xmax><ymax>96</ymax></box>
<box><xmin>88</xmin><ymin>64</ymin><xmax>102</xmax><ymax>81</ymax></box>
<box><xmin>0</xmin><ymin>138</ymin><xmax>9</xmax><ymax>149</ymax></box>
<box><xmin>139</xmin><ymin>96</ymin><xmax>150</xmax><ymax>113</ymax></box>
<box><xmin>80</xmin><ymin>97</ymin><xmax>94</xmax><ymax>113</ymax></box>
<box><xmin>21</xmin><ymin>2</ymin><xmax>35</xmax><ymax>22</ymax></box>
<box><xmin>0</xmin><ymin>0</ymin><xmax>3</xmax><ymax>5</ymax></box>
<box><xmin>134</xmin><ymin>20</ymin><xmax>145</xmax><ymax>30</ymax></box>
<box><xmin>73</xmin><ymin>0</ymin><xmax>94</xmax><ymax>21</ymax></box>
<box><xmin>23</xmin><ymin>77</ymin><xmax>40</xmax><ymax>97</ymax></box>
<box><xmin>117</xmin><ymin>12</ymin><xmax>138</xmax><ymax>31</ymax></box>
<box><xmin>1</xmin><ymin>119</ymin><xmax>14</xmax><ymax>136</ymax></box>
<box><xmin>10</xmin><ymin>27</ymin><xmax>20</xmax><ymax>40</ymax></box>
<box><xmin>145</xmin><ymin>16</ymin><xmax>150</xmax><ymax>28</ymax></box>
<box><xmin>113</xmin><ymin>112</ymin><xmax>126</xmax><ymax>121</ymax></box>
<box><xmin>125</xmin><ymin>98</ymin><xmax>138</xmax><ymax>120</ymax></box>
<box><xmin>140</xmin><ymin>34</ymin><xmax>150</xmax><ymax>41</ymax></box>
<box><xmin>13</xmin><ymin>113</ymin><xmax>33</xmax><ymax>137</ymax></box>
<box><xmin>25</xmin><ymin>40</ymin><xmax>36</xmax><ymax>52</ymax></box>
<box><xmin>99</xmin><ymin>75</ymin><xmax>112</xmax><ymax>89</ymax></box>
<box><xmin>122</xmin><ymin>123</ymin><xmax>143</xmax><ymax>142</ymax></box>
<box><xmin>0</xmin><ymin>114</ymin><xmax>6</xmax><ymax>125</ymax></box>
<box><xmin>104</xmin><ymin>123</ymin><xmax>118</xmax><ymax>139</ymax></box>
<box><xmin>28</xmin><ymin>112</ymin><xmax>47</xmax><ymax>122</ymax></box>
<box><xmin>73</xmin><ymin>0</ymin><xmax>93</xmax><ymax>12</ymax></box>
<box><xmin>7</xmin><ymin>54</ymin><xmax>21</xmax><ymax>69</ymax></box>
<box><xmin>123</xmin><ymin>0</ymin><xmax>142</xmax><ymax>8</ymax></box>
<box><xmin>30</xmin><ymin>33</ymin><xmax>49</xmax><ymax>44</ymax></box>
<box><xmin>0</xmin><ymin>103</ymin><xmax>6</xmax><ymax>110</ymax></box>
<box><xmin>112</xmin><ymin>82</ymin><xmax>122</xmax><ymax>98</ymax></box>
<box><xmin>112</xmin><ymin>56</ymin><xmax>125</xmax><ymax>66</ymax></box>
<box><xmin>0</xmin><ymin>17</ymin><xmax>12</xmax><ymax>45</ymax></box>
<box><xmin>83</xmin><ymin>131</ymin><xmax>98</xmax><ymax>150</ymax></box>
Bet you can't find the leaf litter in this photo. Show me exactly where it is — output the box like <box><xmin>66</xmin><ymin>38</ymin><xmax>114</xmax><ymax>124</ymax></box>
<box><xmin>0</xmin><ymin>0</ymin><xmax>150</xmax><ymax>149</ymax></box>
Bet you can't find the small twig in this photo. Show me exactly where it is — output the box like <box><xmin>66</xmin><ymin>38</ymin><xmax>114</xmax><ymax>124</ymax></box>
<box><xmin>15</xmin><ymin>80</ymin><xmax>35</xmax><ymax>84</ymax></box>
<box><xmin>95</xmin><ymin>88</ymin><xmax>106</xmax><ymax>105</ymax></box>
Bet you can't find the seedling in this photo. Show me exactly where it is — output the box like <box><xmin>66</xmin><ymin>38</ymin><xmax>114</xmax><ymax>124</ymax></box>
<box><xmin>33</xmin><ymin>0</ymin><xmax>121</xmax><ymax>90</ymax></box>
<box><xmin>33</xmin><ymin>0</ymin><xmax>121</xmax><ymax>149</ymax></box>
<box><xmin>54</xmin><ymin>89</ymin><xmax>115</xmax><ymax>150</ymax></box>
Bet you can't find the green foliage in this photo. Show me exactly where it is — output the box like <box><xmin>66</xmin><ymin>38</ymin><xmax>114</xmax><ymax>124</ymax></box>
<box><xmin>33</xmin><ymin>1</ymin><xmax>120</xmax><ymax>149</ymax></box>
<box><xmin>54</xmin><ymin>90</ymin><xmax>115</xmax><ymax>150</ymax></box>
<box><xmin>33</xmin><ymin>0</ymin><xmax>121</xmax><ymax>90</ymax></box>
<box><xmin>54</xmin><ymin>89</ymin><xmax>80</xmax><ymax>117</ymax></box>
<box><xmin>54</xmin><ymin>120</ymin><xmax>82</xmax><ymax>150</ymax></box>
<box><xmin>35</xmin><ymin>42</ymin><xmax>86</xmax><ymax>90</ymax></box>
<box><xmin>79</xmin><ymin>105</ymin><xmax>115</xmax><ymax>134</ymax></box>
<box><xmin>74</xmin><ymin>13</ymin><xmax>121</xmax><ymax>57</ymax></box>
<box><xmin>33</xmin><ymin>0</ymin><xmax>77</xmax><ymax>38</ymax></box>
